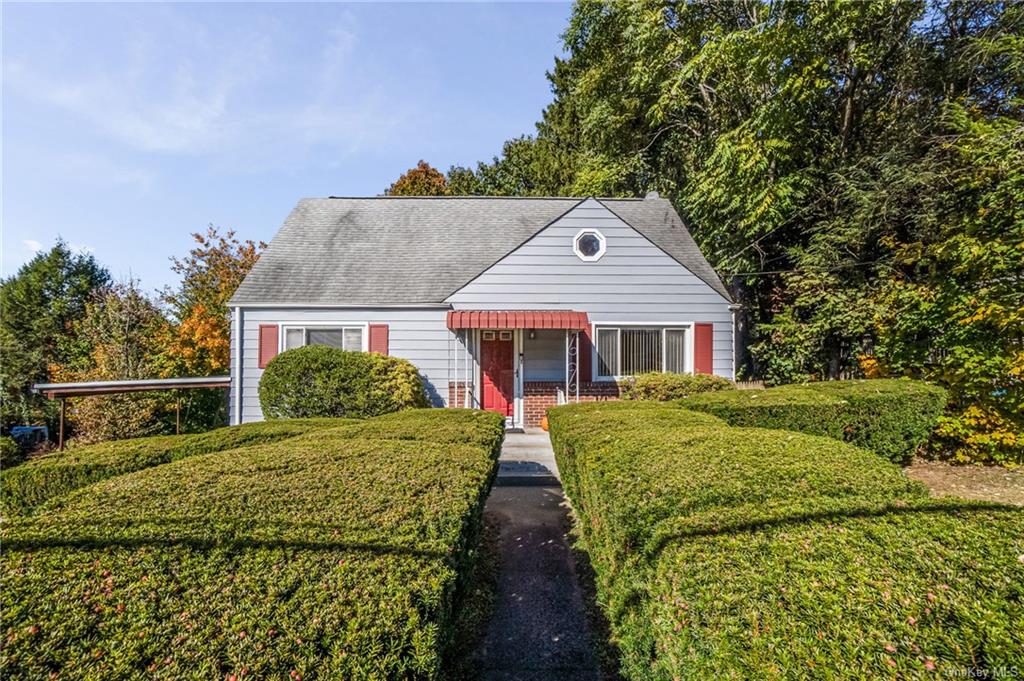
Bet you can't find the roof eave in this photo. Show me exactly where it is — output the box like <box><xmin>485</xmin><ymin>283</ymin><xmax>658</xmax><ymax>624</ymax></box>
<box><xmin>594</xmin><ymin>198</ymin><xmax>734</xmax><ymax>304</ymax></box>
<box><xmin>227</xmin><ymin>301</ymin><xmax>452</xmax><ymax>309</ymax></box>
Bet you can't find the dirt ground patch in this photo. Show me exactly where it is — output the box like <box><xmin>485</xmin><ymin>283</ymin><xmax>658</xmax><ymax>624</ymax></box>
<box><xmin>905</xmin><ymin>458</ymin><xmax>1024</xmax><ymax>506</ymax></box>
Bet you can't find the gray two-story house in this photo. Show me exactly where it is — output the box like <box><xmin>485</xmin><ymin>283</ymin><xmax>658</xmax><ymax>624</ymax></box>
<box><xmin>228</xmin><ymin>195</ymin><xmax>736</xmax><ymax>427</ymax></box>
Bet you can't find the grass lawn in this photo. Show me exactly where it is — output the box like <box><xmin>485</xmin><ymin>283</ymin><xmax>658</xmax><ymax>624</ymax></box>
<box><xmin>1</xmin><ymin>409</ymin><xmax>505</xmax><ymax>679</ymax></box>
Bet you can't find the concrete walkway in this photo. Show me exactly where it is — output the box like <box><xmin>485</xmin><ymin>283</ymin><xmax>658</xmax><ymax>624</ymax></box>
<box><xmin>467</xmin><ymin>430</ymin><xmax>601</xmax><ymax>681</ymax></box>
<box><xmin>495</xmin><ymin>430</ymin><xmax>561</xmax><ymax>486</ymax></box>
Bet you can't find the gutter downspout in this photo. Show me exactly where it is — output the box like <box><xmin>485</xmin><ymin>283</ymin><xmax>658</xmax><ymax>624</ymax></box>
<box><xmin>233</xmin><ymin>306</ymin><xmax>243</xmax><ymax>425</ymax></box>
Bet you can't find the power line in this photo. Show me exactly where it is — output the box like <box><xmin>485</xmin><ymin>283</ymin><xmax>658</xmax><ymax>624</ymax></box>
<box><xmin>722</xmin><ymin>259</ymin><xmax>890</xmax><ymax>277</ymax></box>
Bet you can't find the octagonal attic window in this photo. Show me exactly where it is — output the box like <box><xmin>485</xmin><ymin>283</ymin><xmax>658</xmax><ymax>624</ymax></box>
<box><xmin>573</xmin><ymin>229</ymin><xmax>606</xmax><ymax>262</ymax></box>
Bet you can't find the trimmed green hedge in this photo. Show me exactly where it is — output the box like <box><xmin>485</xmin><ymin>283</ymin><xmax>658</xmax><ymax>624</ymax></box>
<box><xmin>621</xmin><ymin>371</ymin><xmax>734</xmax><ymax>401</ymax></box>
<box><xmin>0</xmin><ymin>435</ymin><xmax>22</xmax><ymax>467</ymax></box>
<box><xmin>548</xmin><ymin>402</ymin><xmax>1024</xmax><ymax>679</ymax></box>
<box><xmin>2</xmin><ymin>409</ymin><xmax>505</xmax><ymax>679</ymax></box>
<box><xmin>680</xmin><ymin>379</ymin><xmax>947</xmax><ymax>463</ymax></box>
<box><xmin>259</xmin><ymin>345</ymin><xmax>428</xmax><ymax>419</ymax></box>
<box><xmin>2</xmin><ymin>418</ymin><xmax>348</xmax><ymax>515</ymax></box>
<box><xmin>549</xmin><ymin>403</ymin><xmax>926</xmax><ymax>570</ymax></box>
<box><xmin>640</xmin><ymin>504</ymin><xmax>1023</xmax><ymax>678</ymax></box>
<box><xmin>331</xmin><ymin>408</ymin><xmax>506</xmax><ymax>448</ymax></box>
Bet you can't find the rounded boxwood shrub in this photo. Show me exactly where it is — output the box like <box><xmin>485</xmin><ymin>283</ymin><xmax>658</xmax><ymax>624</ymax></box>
<box><xmin>258</xmin><ymin>345</ymin><xmax>428</xmax><ymax>419</ymax></box>
<box><xmin>621</xmin><ymin>371</ymin><xmax>734</xmax><ymax>401</ymax></box>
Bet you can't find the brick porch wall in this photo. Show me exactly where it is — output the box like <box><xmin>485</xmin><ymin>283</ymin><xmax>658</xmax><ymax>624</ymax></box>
<box><xmin>447</xmin><ymin>382</ymin><xmax>477</xmax><ymax>409</ymax></box>
<box><xmin>522</xmin><ymin>381</ymin><xmax>621</xmax><ymax>428</ymax></box>
<box><xmin>447</xmin><ymin>380</ymin><xmax>621</xmax><ymax>426</ymax></box>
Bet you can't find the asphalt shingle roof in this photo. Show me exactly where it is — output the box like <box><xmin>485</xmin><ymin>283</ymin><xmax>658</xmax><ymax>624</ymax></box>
<box><xmin>229</xmin><ymin>196</ymin><xmax>732</xmax><ymax>306</ymax></box>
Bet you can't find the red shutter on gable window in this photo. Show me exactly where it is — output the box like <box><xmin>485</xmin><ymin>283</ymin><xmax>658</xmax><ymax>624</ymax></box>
<box><xmin>258</xmin><ymin>325</ymin><xmax>279</xmax><ymax>368</ymax></box>
<box><xmin>368</xmin><ymin>324</ymin><xmax>389</xmax><ymax>355</ymax></box>
<box><xmin>578</xmin><ymin>325</ymin><xmax>593</xmax><ymax>382</ymax></box>
<box><xmin>694</xmin><ymin>323</ymin><xmax>714</xmax><ymax>375</ymax></box>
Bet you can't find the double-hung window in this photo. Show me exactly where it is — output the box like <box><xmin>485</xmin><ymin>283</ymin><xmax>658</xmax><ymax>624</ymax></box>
<box><xmin>595</xmin><ymin>326</ymin><xmax>689</xmax><ymax>378</ymax></box>
<box><xmin>282</xmin><ymin>326</ymin><xmax>365</xmax><ymax>352</ymax></box>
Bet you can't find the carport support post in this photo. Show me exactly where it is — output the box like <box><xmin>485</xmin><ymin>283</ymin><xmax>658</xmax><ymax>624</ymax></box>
<box><xmin>175</xmin><ymin>392</ymin><xmax>182</xmax><ymax>435</ymax></box>
<box><xmin>59</xmin><ymin>397</ymin><xmax>66</xmax><ymax>451</ymax></box>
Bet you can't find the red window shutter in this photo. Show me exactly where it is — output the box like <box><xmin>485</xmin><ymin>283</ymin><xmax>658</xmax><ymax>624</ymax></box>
<box><xmin>258</xmin><ymin>325</ymin><xmax>279</xmax><ymax>368</ymax></box>
<box><xmin>578</xmin><ymin>326</ymin><xmax>593</xmax><ymax>382</ymax></box>
<box><xmin>368</xmin><ymin>324</ymin><xmax>389</xmax><ymax>355</ymax></box>
<box><xmin>694</xmin><ymin>323</ymin><xmax>714</xmax><ymax>375</ymax></box>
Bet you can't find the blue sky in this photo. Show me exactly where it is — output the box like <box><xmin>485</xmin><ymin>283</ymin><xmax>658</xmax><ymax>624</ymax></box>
<box><xmin>2</xmin><ymin>2</ymin><xmax>571</xmax><ymax>291</ymax></box>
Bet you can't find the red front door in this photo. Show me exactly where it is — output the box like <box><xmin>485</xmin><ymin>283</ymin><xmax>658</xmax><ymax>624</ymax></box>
<box><xmin>480</xmin><ymin>337</ymin><xmax>514</xmax><ymax>417</ymax></box>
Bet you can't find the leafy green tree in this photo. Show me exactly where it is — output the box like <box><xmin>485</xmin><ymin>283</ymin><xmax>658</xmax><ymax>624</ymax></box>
<box><xmin>162</xmin><ymin>226</ymin><xmax>264</xmax><ymax>431</ymax></box>
<box><xmin>53</xmin><ymin>280</ymin><xmax>172</xmax><ymax>445</ymax></box>
<box><xmin>0</xmin><ymin>241</ymin><xmax>109</xmax><ymax>431</ymax></box>
<box><xmin>472</xmin><ymin>136</ymin><xmax>569</xmax><ymax>196</ymax></box>
<box><xmin>544</xmin><ymin>0</ymin><xmax>935</xmax><ymax>378</ymax></box>
<box><xmin>445</xmin><ymin>165</ymin><xmax>481</xmax><ymax>195</ymax></box>
<box><xmin>441</xmin><ymin>0</ymin><xmax>1022</xmax><ymax>458</ymax></box>
<box><xmin>872</xmin><ymin>106</ymin><xmax>1023</xmax><ymax>464</ymax></box>
<box><xmin>390</xmin><ymin>146</ymin><xmax>571</xmax><ymax>198</ymax></box>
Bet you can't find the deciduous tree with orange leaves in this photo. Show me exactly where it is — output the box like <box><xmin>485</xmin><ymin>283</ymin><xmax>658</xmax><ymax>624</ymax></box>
<box><xmin>162</xmin><ymin>226</ymin><xmax>265</xmax><ymax>428</ymax></box>
<box><xmin>385</xmin><ymin>160</ymin><xmax>448</xmax><ymax>196</ymax></box>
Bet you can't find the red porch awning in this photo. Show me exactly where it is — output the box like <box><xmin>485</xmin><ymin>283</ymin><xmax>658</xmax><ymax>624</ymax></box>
<box><xmin>447</xmin><ymin>310</ymin><xmax>589</xmax><ymax>330</ymax></box>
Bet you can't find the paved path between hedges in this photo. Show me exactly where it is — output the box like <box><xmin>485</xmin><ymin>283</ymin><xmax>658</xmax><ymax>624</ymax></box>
<box><xmin>466</xmin><ymin>430</ymin><xmax>602</xmax><ymax>681</ymax></box>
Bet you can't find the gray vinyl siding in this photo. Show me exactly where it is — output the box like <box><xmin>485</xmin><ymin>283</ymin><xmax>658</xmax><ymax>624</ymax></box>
<box><xmin>230</xmin><ymin>308</ymin><xmax>454</xmax><ymax>424</ymax></box>
<box><xmin>446</xmin><ymin>198</ymin><xmax>733</xmax><ymax>378</ymax></box>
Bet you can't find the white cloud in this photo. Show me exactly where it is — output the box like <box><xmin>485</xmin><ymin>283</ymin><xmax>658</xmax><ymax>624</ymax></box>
<box><xmin>69</xmin><ymin>242</ymin><xmax>94</xmax><ymax>255</ymax></box>
<box><xmin>5</xmin><ymin>51</ymin><xmax>240</xmax><ymax>155</ymax></box>
<box><xmin>22</xmin><ymin>239</ymin><xmax>43</xmax><ymax>252</ymax></box>
<box><xmin>3</xmin><ymin>10</ymin><xmax>405</xmax><ymax>166</ymax></box>
<box><xmin>315</xmin><ymin>20</ymin><xmax>358</xmax><ymax>98</ymax></box>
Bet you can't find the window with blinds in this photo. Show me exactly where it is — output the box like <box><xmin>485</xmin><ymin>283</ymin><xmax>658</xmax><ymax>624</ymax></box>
<box><xmin>595</xmin><ymin>326</ymin><xmax>689</xmax><ymax>378</ymax></box>
<box><xmin>596</xmin><ymin>328</ymin><xmax>619</xmax><ymax>377</ymax></box>
<box><xmin>665</xmin><ymin>328</ymin><xmax>686</xmax><ymax>373</ymax></box>
<box><xmin>282</xmin><ymin>326</ymin><xmax>364</xmax><ymax>352</ymax></box>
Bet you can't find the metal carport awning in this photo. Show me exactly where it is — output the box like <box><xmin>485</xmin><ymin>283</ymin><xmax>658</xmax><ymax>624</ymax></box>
<box><xmin>34</xmin><ymin>376</ymin><xmax>231</xmax><ymax>399</ymax></box>
<box><xmin>32</xmin><ymin>376</ymin><xmax>231</xmax><ymax>449</ymax></box>
<box><xmin>446</xmin><ymin>310</ymin><xmax>589</xmax><ymax>330</ymax></box>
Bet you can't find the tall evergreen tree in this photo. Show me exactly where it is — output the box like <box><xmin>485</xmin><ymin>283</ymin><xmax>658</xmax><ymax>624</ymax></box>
<box><xmin>0</xmin><ymin>241</ymin><xmax>109</xmax><ymax>430</ymax></box>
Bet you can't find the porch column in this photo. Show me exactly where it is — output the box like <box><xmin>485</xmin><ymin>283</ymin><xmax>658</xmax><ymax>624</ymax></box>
<box><xmin>565</xmin><ymin>330</ymin><xmax>580</xmax><ymax>404</ymax></box>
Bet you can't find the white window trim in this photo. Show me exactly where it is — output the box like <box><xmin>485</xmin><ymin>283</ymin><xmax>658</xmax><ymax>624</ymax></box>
<box><xmin>277</xmin><ymin>322</ymin><xmax>370</xmax><ymax>353</ymax></box>
<box><xmin>591</xmin><ymin>321</ymin><xmax>695</xmax><ymax>381</ymax></box>
<box><xmin>573</xmin><ymin>228</ymin><xmax>607</xmax><ymax>262</ymax></box>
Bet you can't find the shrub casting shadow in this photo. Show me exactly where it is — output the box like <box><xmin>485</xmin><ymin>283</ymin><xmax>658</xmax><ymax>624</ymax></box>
<box><xmin>643</xmin><ymin>499</ymin><xmax>1020</xmax><ymax>558</ymax></box>
<box><xmin>4</xmin><ymin>534</ymin><xmax>449</xmax><ymax>559</ymax></box>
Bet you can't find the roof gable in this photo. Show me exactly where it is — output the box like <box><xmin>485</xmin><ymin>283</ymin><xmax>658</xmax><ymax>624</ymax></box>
<box><xmin>229</xmin><ymin>196</ymin><xmax>731</xmax><ymax>306</ymax></box>
<box><xmin>599</xmin><ymin>199</ymin><xmax>731</xmax><ymax>300</ymax></box>
<box><xmin>446</xmin><ymin>198</ymin><xmax>732</xmax><ymax>305</ymax></box>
